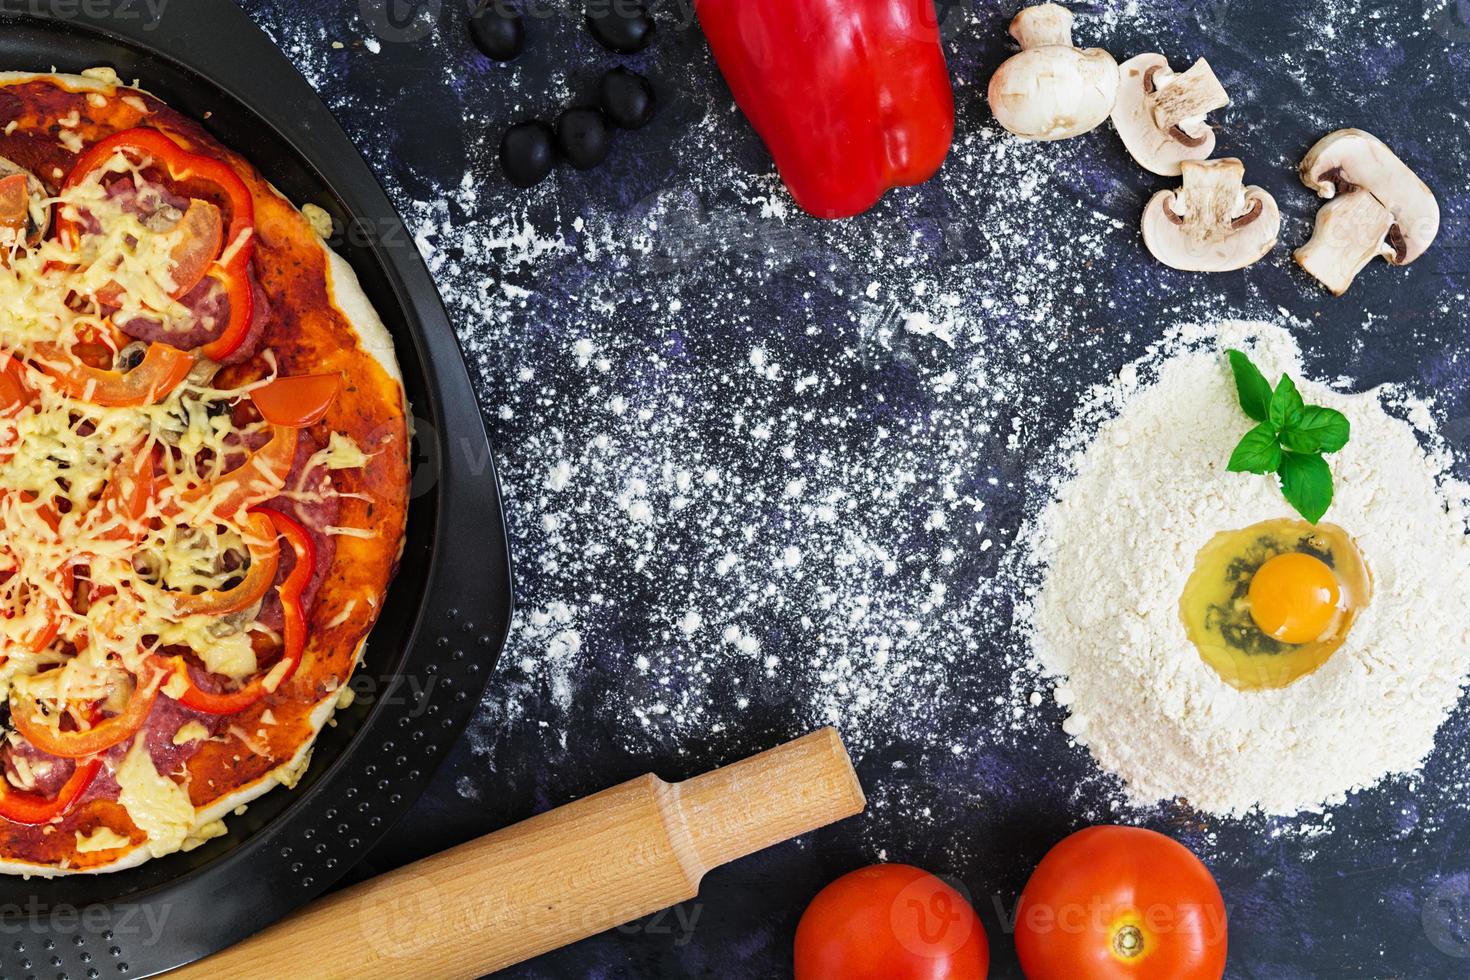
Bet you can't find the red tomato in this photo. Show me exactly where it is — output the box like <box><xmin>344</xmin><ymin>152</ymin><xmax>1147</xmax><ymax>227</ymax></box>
<box><xmin>0</xmin><ymin>356</ymin><xmax>33</xmax><ymax>415</ymax></box>
<box><xmin>1015</xmin><ymin>826</ymin><xmax>1227</xmax><ymax>980</ymax></box>
<box><xmin>794</xmin><ymin>863</ymin><xmax>989</xmax><ymax>980</ymax></box>
<box><xmin>0</xmin><ymin>173</ymin><xmax>29</xmax><ymax>236</ymax></box>
<box><xmin>166</xmin><ymin>198</ymin><xmax>224</xmax><ymax>298</ymax></box>
<box><xmin>249</xmin><ymin>373</ymin><xmax>342</xmax><ymax>427</ymax></box>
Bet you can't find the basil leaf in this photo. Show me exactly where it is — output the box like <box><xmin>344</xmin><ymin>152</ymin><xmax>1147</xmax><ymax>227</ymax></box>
<box><xmin>1227</xmin><ymin>349</ymin><xmax>1272</xmax><ymax>423</ymax></box>
<box><xmin>1228</xmin><ymin>423</ymin><xmax>1283</xmax><ymax>474</ymax></box>
<box><xmin>1281</xmin><ymin>406</ymin><xmax>1351</xmax><ymax>455</ymax></box>
<box><xmin>1269</xmin><ymin>375</ymin><xmax>1306</xmax><ymax>431</ymax></box>
<box><xmin>1278</xmin><ymin>451</ymin><xmax>1334</xmax><ymax>524</ymax></box>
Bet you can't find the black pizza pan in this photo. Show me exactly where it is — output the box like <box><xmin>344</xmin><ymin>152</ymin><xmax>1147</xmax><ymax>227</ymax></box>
<box><xmin>0</xmin><ymin>1</ymin><xmax>514</xmax><ymax>976</ymax></box>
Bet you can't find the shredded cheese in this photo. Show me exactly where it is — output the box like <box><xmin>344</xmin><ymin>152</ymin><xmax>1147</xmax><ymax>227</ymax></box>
<box><xmin>325</xmin><ymin>525</ymin><xmax>375</xmax><ymax>540</ymax></box>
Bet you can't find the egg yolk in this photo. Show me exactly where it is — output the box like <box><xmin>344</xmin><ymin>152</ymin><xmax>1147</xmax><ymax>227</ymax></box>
<box><xmin>1247</xmin><ymin>553</ymin><xmax>1341</xmax><ymax>644</ymax></box>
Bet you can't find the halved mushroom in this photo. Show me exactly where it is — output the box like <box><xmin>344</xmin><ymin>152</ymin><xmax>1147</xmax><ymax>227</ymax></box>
<box><xmin>1293</xmin><ymin>191</ymin><xmax>1395</xmax><ymax>297</ymax></box>
<box><xmin>1112</xmin><ymin>55</ymin><xmax>1230</xmax><ymax>175</ymax></box>
<box><xmin>987</xmin><ymin>3</ymin><xmax>1119</xmax><ymax>141</ymax></box>
<box><xmin>0</xmin><ymin>156</ymin><xmax>49</xmax><ymax>248</ymax></box>
<box><xmin>1141</xmin><ymin>158</ymin><xmax>1280</xmax><ymax>272</ymax></box>
<box><xmin>1294</xmin><ymin>129</ymin><xmax>1439</xmax><ymax>293</ymax></box>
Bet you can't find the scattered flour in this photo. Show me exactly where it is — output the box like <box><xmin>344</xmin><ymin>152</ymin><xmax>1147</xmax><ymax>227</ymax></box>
<box><xmin>1018</xmin><ymin>320</ymin><xmax>1470</xmax><ymax>816</ymax></box>
<box><xmin>238</xmin><ymin>2</ymin><xmax>1470</xmax><ymax>850</ymax></box>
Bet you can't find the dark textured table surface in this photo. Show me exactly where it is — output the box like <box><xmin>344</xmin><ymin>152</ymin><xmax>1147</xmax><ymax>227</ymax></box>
<box><xmin>237</xmin><ymin>1</ymin><xmax>1470</xmax><ymax>976</ymax></box>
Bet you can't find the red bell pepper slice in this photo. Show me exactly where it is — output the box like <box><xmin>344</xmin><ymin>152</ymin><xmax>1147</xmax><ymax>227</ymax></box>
<box><xmin>0</xmin><ymin>757</ymin><xmax>101</xmax><ymax>825</ymax></box>
<box><xmin>9</xmin><ymin>665</ymin><xmax>165</xmax><ymax>760</ymax></box>
<box><xmin>158</xmin><ymin>507</ymin><xmax>314</xmax><ymax>715</ymax></box>
<box><xmin>171</xmin><ymin>423</ymin><xmax>299</xmax><ymax>522</ymax></box>
<box><xmin>31</xmin><ymin>339</ymin><xmax>193</xmax><ymax>408</ymax></box>
<box><xmin>696</xmin><ymin>0</ymin><xmax>955</xmax><ymax>219</ymax></box>
<box><xmin>57</xmin><ymin>127</ymin><xmax>257</xmax><ymax>362</ymax></box>
<box><xmin>148</xmin><ymin>511</ymin><xmax>280</xmax><ymax>618</ymax></box>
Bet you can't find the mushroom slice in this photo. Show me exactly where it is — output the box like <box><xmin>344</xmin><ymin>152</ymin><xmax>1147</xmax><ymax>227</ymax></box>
<box><xmin>987</xmin><ymin>3</ymin><xmax>1119</xmax><ymax>141</ymax></box>
<box><xmin>1141</xmin><ymin>158</ymin><xmax>1280</xmax><ymax>272</ymax></box>
<box><xmin>1112</xmin><ymin>55</ymin><xmax>1230</xmax><ymax>175</ymax></box>
<box><xmin>1298</xmin><ymin>128</ymin><xmax>1439</xmax><ymax>268</ymax></box>
<box><xmin>1293</xmin><ymin>191</ymin><xmax>1396</xmax><ymax>297</ymax></box>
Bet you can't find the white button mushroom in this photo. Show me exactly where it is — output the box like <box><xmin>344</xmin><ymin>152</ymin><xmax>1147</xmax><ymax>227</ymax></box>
<box><xmin>1294</xmin><ymin>129</ymin><xmax>1440</xmax><ymax>294</ymax></box>
<box><xmin>1295</xmin><ymin>192</ymin><xmax>1396</xmax><ymax>297</ymax></box>
<box><xmin>987</xmin><ymin>3</ymin><xmax>1119</xmax><ymax>141</ymax></box>
<box><xmin>1141</xmin><ymin>158</ymin><xmax>1280</xmax><ymax>272</ymax></box>
<box><xmin>1111</xmin><ymin>55</ymin><xmax>1230</xmax><ymax>176</ymax></box>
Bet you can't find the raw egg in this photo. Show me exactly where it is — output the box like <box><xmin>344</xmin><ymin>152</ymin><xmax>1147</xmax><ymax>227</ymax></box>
<box><xmin>1180</xmin><ymin>519</ymin><xmax>1371</xmax><ymax>690</ymax></box>
<box><xmin>1248</xmin><ymin>552</ymin><xmax>1341</xmax><ymax>644</ymax></box>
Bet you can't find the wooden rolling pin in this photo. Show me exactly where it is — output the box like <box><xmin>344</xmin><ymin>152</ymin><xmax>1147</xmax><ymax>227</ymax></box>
<box><xmin>176</xmin><ymin>727</ymin><xmax>865</xmax><ymax>979</ymax></box>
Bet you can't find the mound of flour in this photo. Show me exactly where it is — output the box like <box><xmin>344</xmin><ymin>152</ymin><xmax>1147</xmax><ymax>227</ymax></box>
<box><xmin>1019</xmin><ymin>321</ymin><xmax>1470</xmax><ymax>816</ymax></box>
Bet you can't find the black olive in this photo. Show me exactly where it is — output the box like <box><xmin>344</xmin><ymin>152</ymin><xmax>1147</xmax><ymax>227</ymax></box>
<box><xmin>598</xmin><ymin>67</ymin><xmax>656</xmax><ymax>130</ymax></box>
<box><xmin>555</xmin><ymin>107</ymin><xmax>612</xmax><ymax>171</ymax></box>
<box><xmin>586</xmin><ymin>1</ymin><xmax>654</xmax><ymax>54</ymax></box>
<box><xmin>115</xmin><ymin>342</ymin><xmax>147</xmax><ymax>372</ymax></box>
<box><xmin>469</xmin><ymin>1</ymin><xmax>525</xmax><ymax>61</ymax></box>
<box><xmin>500</xmin><ymin>121</ymin><xmax>557</xmax><ymax>188</ymax></box>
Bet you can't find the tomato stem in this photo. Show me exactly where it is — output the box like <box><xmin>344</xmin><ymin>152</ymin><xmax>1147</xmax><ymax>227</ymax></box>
<box><xmin>1113</xmin><ymin>924</ymin><xmax>1144</xmax><ymax>959</ymax></box>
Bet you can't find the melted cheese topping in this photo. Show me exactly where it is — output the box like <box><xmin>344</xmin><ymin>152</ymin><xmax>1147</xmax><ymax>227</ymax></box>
<box><xmin>114</xmin><ymin>738</ymin><xmax>193</xmax><ymax>858</ymax></box>
<box><xmin>299</xmin><ymin>203</ymin><xmax>333</xmax><ymax>240</ymax></box>
<box><xmin>171</xmin><ymin>720</ymin><xmax>209</xmax><ymax>745</ymax></box>
<box><xmin>74</xmin><ymin>826</ymin><xmax>130</xmax><ymax>853</ymax></box>
<box><xmin>181</xmin><ymin>818</ymin><xmax>226</xmax><ymax>852</ymax></box>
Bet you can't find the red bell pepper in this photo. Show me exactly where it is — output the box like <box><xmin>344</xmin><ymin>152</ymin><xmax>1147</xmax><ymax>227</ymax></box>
<box><xmin>0</xmin><ymin>757</ymin><xmax>100</xmax><ymax>825</ymax></box>
<box><xmin>170</xmin><ymin>423</ymin><xmax>299</xmax><ymax>522</ymax></box>
<box><xmin>57</xmin><ymin>127</ymin><xmax>257</xmax><ymax>362</ymax></box>
<box><xmin>697</xmin><ymin>0</ymin><xmax>955</xmax><ymax>220</ymax></box>
<box><xmin>157</xmin><ymin>507</ymin><xmax>314</xmax><ymax>715</ymax></box>
<box><xmin>10</xmin><ymin>665</ymin><xmax>164</xmax><ymax>760</ymax></box>
<box><xmin>144</xmin><ymin>511</ymin><xmax>280</xmax><ymax>618</ymax></box>
<box><xmin>31</xmin><ymin>338</ymin><xmax>194</xmax><ymax>408</ymax></box>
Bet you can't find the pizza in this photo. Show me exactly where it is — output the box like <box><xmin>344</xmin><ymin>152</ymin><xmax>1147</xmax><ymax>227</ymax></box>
<box><xmin>0</xmin><ymin>69</ymin><xmax>410</xmax><ymax>874</ymax></box>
